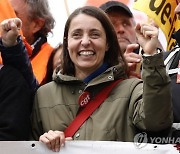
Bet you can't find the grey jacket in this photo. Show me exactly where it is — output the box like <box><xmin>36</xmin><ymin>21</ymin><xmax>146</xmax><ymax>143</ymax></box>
<box><xmin>32</xmin><ymin>53</ymin><xmax>173</xmax><ymax>141</ymax></box>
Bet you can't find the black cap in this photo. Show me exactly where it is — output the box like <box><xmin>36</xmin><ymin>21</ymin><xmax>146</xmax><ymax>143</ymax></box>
<box><xmin>99</xmin><ymin>1</ymin><xmax>133</xmax><ymax>17</ymax></box>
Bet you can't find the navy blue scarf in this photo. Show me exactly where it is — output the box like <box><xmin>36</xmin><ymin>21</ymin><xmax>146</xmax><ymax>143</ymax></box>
<box><xmin>83</xmin><ymin>63</ymin><xmax>108</xmax><ymax>83</ymax></box>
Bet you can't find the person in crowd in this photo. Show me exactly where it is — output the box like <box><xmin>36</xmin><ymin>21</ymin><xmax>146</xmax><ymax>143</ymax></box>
<box><xmin>41</xmin><ymin>43</ymin><xmax>63</xmax><ymax>85</ymax></box>
<box><xmin>100</xmin><ymin>1</ymin><xmax>137</xmax><ymax>53</ymax></box>
<box><xmin>31</xmin><ymin>6</ymin><xmax>172</xmax><ymax>152</ymax></box>
<box><xmin>0</xmin><ymin>18</ymin><xmax>34</xmax><ymax>140</ymax></box>
<box><xmin>0</xmin><ymin>18</ymin><xmax>38</xmax><ymax>94</ymax></box>
<box><xmin>99</xmin><ymin>1</ymin><xmax>164</xmax><ymax>76</ymax></box>
<box><xmin>7</xmin><ymin>0</ymin><xmax>55</xmax><ymax>84</ymax></box>
<box><xmin>99</xmin><ymin>1</ymin><xmax>141</xmax><ymax>73</ymax></box>
<box><xmin>0</xmin><ymin>65</ymin><xmax>32</xmax><ymax>140</ymax></box>
<box><xmin>164</xmin><ymin>2</ymin><xmax>180</xmax><ymax>124</ymax></box>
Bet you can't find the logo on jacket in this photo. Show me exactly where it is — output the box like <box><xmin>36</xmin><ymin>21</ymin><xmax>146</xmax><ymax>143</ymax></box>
<box><xmin>78</xmin><ymin>91</ymin><xmax>91</xmax><ymax>107</ymax></box>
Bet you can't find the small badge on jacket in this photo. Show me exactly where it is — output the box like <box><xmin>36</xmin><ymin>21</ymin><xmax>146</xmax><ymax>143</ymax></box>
<box><xmin>78</xmin><ymin>91</ymin><xmax>91</xmax><ymax>107</ymax></box>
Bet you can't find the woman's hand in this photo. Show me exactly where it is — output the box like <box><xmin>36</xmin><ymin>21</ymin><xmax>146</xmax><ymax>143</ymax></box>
<box><xmin>0</xmin><ymin>18</ymin><xmax>22</xmax><ymax>47</ymax></box>
<box><xmin>39</xmin><ymin>130</ymin><xmax>72</xmax><ymax>152</ymax></box>
<box><xmin>135</xmin><ymin>23</ymin><xmax>159</xmax><ymax>55</ymax></box>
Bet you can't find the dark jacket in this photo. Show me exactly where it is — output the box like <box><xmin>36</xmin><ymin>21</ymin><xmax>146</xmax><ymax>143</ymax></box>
<box><xmin>163</xmin><ymin>30</ymin><xmax>180</xmax><ymax>123</ymax></box>
<box><xmin>0</xmin><ymin>36</ymin><xmax>39</xmax><ymax>95</ymax></box>
<box><xmin>0</xmin><ymin>65</ymin><xmax>31</xmax><ymax>140</ymax></box>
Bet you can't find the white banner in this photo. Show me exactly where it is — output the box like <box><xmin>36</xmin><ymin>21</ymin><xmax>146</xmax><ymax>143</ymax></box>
<box><xmin>0</xmin><ymin>141</ymin><xmax>179</xmax><ymax>154</ymax></box>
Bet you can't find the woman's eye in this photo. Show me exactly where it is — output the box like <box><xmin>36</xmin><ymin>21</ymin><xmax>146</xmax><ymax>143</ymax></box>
<box><xmin>72</xmin><ymin>33</ymin><xmax>81</xmax><ymax>39</ymax></box>
<box><xmin>91</xmin><ymin>33</ymin><xmax>100</xmax><ymax>39</ymax></box>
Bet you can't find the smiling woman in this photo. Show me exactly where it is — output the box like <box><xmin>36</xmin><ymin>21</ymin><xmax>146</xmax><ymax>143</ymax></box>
<box><xmin>32</xmin><ymin>5</ymin><xmax>172</xmax><ymax>153</ymax></box>
<box><xmin>67</xmin><ymin>13</ymin><xmax>108</xmax><ymax>78</ymax></box>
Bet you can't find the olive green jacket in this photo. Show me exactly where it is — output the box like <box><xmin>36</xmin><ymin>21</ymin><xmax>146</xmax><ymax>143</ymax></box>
<box><xmin>32</xmin><ymin>53</ymin><xmax>172</xmax><ymax>141</ymax></box>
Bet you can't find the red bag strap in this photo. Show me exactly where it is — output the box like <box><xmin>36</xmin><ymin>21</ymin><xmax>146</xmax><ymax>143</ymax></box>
<box><xmin>64</xmin><ymin>79</ymin><xmax>124</xmax><ymax>137</ymax></box>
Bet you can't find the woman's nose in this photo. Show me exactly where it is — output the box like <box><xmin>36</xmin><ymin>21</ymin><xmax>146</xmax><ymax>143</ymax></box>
<box><xmin>81</xmin><ymin>36</ymin><xmax>91</xmax><ymax>46</ymax></box>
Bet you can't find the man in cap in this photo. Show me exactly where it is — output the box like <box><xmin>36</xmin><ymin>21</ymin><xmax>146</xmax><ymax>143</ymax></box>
<box><xmin>100</xmin><ymin>1</ymin><xmax>164</xmax><ymax>77</ymax></box>
<box><xmin>100</xmin><ymin>1</ymin><xmax>138</xmax><ymax>53</ymax></box>
<box><xmin>100</xmin><ymin>1</ymin><xmax>142</xmax><ymax>75</ymax></box>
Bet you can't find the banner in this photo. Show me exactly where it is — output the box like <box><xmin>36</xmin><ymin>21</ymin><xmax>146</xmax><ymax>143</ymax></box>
<box><xmin>133</xmin><ymin>0</ymin><xmax>180</xmax><ymax>50</ymax></box>
<box><xmin>0</xmin><ymin>141</ymin><xmax>179</xmax><ymax>154</ymax></box>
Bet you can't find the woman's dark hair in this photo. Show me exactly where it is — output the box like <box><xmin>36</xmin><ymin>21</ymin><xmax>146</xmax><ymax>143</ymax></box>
<box><xmin>41</xmin><ymin>43</ymin><xmax>62</xmax><ymax>85</ymax></box>
<box><xmin>62</xmin><ymin>5</ymin><xmax>128</xmax><ymax>75</ymax></box>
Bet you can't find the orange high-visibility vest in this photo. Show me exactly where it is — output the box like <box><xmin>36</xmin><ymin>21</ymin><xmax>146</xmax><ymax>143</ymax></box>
<box><xmin>31</xmin><ymin>43</ymin><xmax>53</xmax><ymax>83</ymax></box>
<box><xmin>0</xmin><ymin>0</ymin><xmax>53</xmax><ymax>84</ymax></box>
<box><xmin>0</xmin><ymin>0</ymin><xmax>26</xmax><ymax>40</ymax></box>
<box><xmin>0</xmin><ymin>0</ymin><xmax>16</xmax><ymax>22</ymax></box>
<box><xmin>0</xmin><ymin>41</ymin><xmax>53</xmax><ymax>84</ymax></box>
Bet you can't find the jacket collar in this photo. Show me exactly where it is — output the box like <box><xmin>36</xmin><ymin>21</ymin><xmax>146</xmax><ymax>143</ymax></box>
<box><xmin>30</xmin><ymin>36</ymin><xmax>47</xmax><ymax>59</ymax></box>
<box><xmin>83</xmin><ymin>63</ymin><xmax>108</xmax><ymax>84</ymax></box>
<box><xmin>54</xmin><ymin>64</ymin><xmax>127</xmax><ymax>86</ymax></box>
